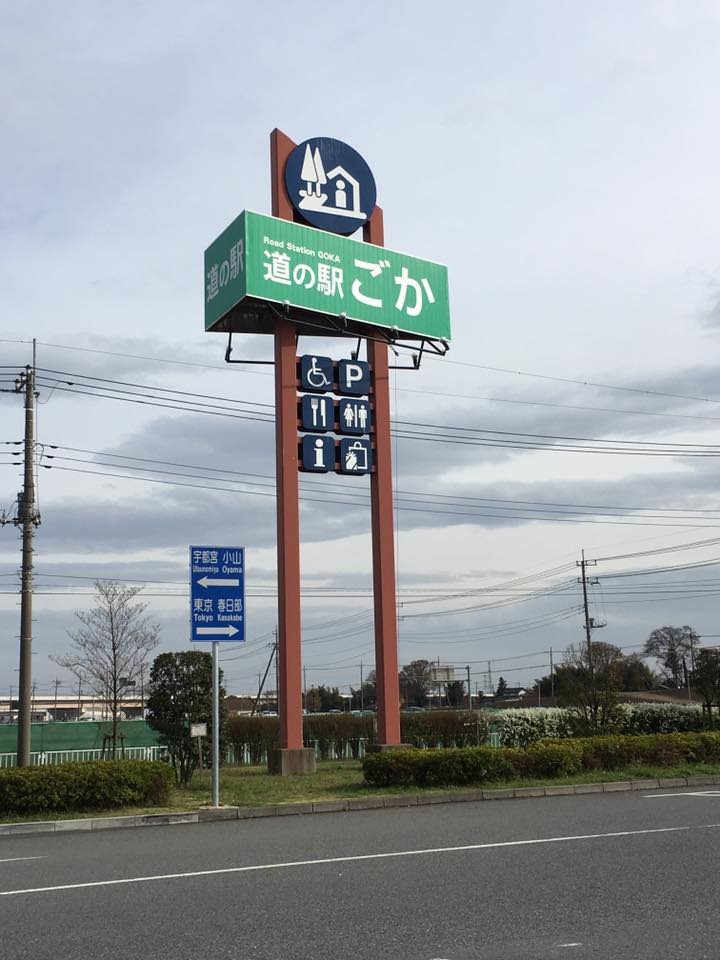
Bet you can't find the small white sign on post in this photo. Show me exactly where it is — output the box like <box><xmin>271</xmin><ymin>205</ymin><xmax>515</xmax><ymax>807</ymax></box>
<box><xmin>190</xmin><ymin>722</ymin><xmax>208</xmax><ymax>773</ymax></box>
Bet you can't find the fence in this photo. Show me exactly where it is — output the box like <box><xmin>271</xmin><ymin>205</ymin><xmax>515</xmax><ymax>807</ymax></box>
<box><xmin>0</xmin><ymin>746</ymin><xmax>169</xmax><ymax>768</ymax></box>
<box><xmin>0</xmin><ymin>719</ymin><xmax>160</xmax><ymax>754</ymax></box>
<box><xmin>226</xmin><ymin>738</ymin><xmax>370</xmax><ymax>765</ymax></box>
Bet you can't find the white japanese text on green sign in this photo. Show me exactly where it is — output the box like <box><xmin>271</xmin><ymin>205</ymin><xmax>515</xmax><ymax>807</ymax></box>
<box><xmin>204</xmin><ymin>211</ymin><xmax>451</xmax><ymax>341</ymax></box>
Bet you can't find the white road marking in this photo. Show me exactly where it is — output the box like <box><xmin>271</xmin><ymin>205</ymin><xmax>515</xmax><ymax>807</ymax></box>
<box><xmin>0</xmin><ymin>857</ymin><xmax>46</xmax><ymax>864</ymax></box>
<box><xmin>644</xmin><ymin>791</ymin><xmax>720</xmax><ymax>798</ymax></box>
<box><xmin>1</xmin><ymin>822</ymin><xmax>718</xmax><ymax>898</ymax></box>
<box><xmin>558</xmin><ymin>944</ymin><xmax>583</xmax><ymax>948</ymax></box>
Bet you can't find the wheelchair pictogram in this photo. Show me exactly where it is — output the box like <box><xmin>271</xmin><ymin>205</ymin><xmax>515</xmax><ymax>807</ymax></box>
<box><xmin>307</xmin><ymin>356</ymin><xmax>331</xmax><ymax>387</ymax></box>
<box><xmin>300</xmin><ymin>354</ymin><xmax>334</xmax><ymax>392</ymax></box>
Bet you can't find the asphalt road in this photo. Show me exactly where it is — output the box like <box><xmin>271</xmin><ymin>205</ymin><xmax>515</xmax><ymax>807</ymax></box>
<box><xmin>1</xmin><ymin>787</ymin><xmax>719</xmax><ymax>960</ymax></box>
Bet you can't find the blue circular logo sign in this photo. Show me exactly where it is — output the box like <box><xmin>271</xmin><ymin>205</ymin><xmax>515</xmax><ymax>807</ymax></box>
<box><xmin>285</xmin><ymin>137</ymin><xmax>377</xmax><ymax>236</ymax></box>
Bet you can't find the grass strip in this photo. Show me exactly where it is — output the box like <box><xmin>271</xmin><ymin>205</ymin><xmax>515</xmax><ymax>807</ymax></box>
<box><xmin>3</xmin><ymin>759</ymin><xmax>720</xmax><ymax>823</ymax></box>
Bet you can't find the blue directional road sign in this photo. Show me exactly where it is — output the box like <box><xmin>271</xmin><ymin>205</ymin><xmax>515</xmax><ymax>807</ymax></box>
<box><xmin>338</xmin><ymin>398</ymin><xmax>370</xmax><ymax>435</ymax></box>
<box><xmin>190</xmin><ymin>546</ymin><xmax>245</xmax><ymax>642</ymax></box>
<box><xmin>338</xmin><ymin>359</ymin><xmax>370</xmax><ymax>395</ymax></box>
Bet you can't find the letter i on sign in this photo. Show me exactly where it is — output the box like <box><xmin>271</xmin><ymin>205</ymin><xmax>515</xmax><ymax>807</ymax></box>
<box><xmin>301</xmin><ymin>435</ymin><xmax>335</xmax><ymax>472</ymax></box>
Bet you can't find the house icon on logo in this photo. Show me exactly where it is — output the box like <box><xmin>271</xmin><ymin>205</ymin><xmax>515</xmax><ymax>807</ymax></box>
<box><xmin>297</xmin><ymin>145</ymin><xmax>366</xmax><ymax>222</ymax></box>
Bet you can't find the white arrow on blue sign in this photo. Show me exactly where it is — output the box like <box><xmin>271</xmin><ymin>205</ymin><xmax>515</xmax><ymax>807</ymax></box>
<box><xmin>190</xmin><ymin>546</ymin><xmax>245</xmax><ymax>642</ymax></box>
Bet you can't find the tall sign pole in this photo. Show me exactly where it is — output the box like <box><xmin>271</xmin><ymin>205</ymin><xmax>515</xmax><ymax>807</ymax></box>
<box><xmin>211</xmin><ymin>640</ymin><xmax>219</xmax><ymax>806</ymax></box>
<box><xmin>269</xmin><ymin>129</ymin><xmax>315</xmax><ymax>774</ymax></box>
<box><xmin>204</xmin><ymin>130</ymin><xmax>451</xmax><ymax>770</ymax></box>
<box><xmin>363</xmin><ymin>209</ymin><xmax>402</xmax><ymax>745</ymax></box>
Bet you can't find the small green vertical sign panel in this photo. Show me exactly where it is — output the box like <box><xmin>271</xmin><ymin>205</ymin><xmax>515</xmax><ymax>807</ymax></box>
<box><xmin>204</xmin><ymin>211</ymin><xmax>451</xmax><ymax>341</ymax></box>
<box><xmin>204</xmin><ymin>213</ymin><xmax>248</xmax><ymax>331</ymax></box>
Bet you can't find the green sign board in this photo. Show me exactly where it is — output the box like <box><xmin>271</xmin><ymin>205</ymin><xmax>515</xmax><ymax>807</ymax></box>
<box><xmin>204</xmin><ymin>211</ymin><xmax>451</xmax><ymax>341</ymax></box>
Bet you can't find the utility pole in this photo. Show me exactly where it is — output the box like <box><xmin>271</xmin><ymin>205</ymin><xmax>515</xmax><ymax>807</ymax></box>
<box><xmin>549</xmin><ymin>647</ymin><xmax>555</xmax><ymax>700</ymax></box>
<box><xmin>76</xmin><ymin>679</ymin><xmax>82</xmax><ymax>721</ymax></box>
<box><xmin>14</xmin><ymin>363</ymin><xmax>39</xmax><ymax>765</ymax></box>
<box><xmin>577</xmin><ymin>550</ymin><xmax>606</xmax><ymax>725</ymax></box>
<box><xmin>53</xmin><ymin>678</ymin><xmax>61</xmax><ymax>720</ymax></box>
<box><xmin>273</xmin><ymin>626</ymin><xmax>279</xmax><ymax>711</ymax></box>
<box><xmin>360</xmin><ymin>661</ymin><xmax>364</xmax><ymax>713</ymax></box>
<box><xmin>577</xmin><ymin>550</ymin><xmax>605</xmax><ymax>671</ymax></box>
<box><xmin>466</xmin><ymin>665</ymin><xmax>472</xmax><ymax>710</ymax></box>
<box><xmin>251</xmin><ymin>638</ymin><xmax>278</xmax><ymax>716</ymax></box>
<box><xmin>578</xmin><ymin>550</ymin><xmax>595</xmax><ymax>674</ymax></box>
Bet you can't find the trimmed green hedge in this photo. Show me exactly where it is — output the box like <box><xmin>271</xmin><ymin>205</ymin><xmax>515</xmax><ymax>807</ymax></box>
<box><xmin>226</xmin><ymin>710</ymin><xmax>489</xmax><ymax>763</ymax></box>
<box><xmin>361</xmin><ymin>732</ymin><xmax>720</xmax><ymax>788</ymax></box>
<box><xmin>401</xmin><ymin>711</ymin><xmax>488</xmax><ymax>749</ymax></box>
<box><xmin>0</xmin><ymin>760</ymin><xmax>174</xmax><ymax>815</ymax></box>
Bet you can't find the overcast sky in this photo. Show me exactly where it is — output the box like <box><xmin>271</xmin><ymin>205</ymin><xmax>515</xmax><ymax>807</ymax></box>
<box><xmin>3</xmin><ymin>1</ymin><xmax>720</xmax><ymax>702</ymax></box>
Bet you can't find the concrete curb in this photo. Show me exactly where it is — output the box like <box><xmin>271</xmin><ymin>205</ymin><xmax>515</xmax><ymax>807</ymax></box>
<box><xmin>2</xmin><ymin>774</ymin><xmax>719</xmax><ymax>837</ymax></box>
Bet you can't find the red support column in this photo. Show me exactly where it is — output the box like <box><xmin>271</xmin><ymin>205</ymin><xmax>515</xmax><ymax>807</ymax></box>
<box><xmin>364</xmin><ymin>208</ymin><xmax>402</xmax><ymax>745</ymax></box>
<box><xmin>274</xmin><ymin>317</ymin><xmax>303</xmax><ymax>750</ymax></box>
<box><xmin>268</xmin><ymin>129</ymin><xmax>314</xmax><ymax>772</ymax></box>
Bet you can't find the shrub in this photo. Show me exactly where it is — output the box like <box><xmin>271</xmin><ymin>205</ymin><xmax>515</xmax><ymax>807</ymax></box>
<box><xmin>491</xmin><ymin>704</ymin><xmax>708</xmax><ymax>747</ymax></box>
<box><xmin>493</xmin><ymin>708</ymin><xmax>574</xmax><ymax>747</ymax></box>
<box><xmin>226</xmin><ymin>716</ymin><xmax>280</xmax><ymax>764</ymax></box>
<box><xmin>0</xmin><ymin>760</ymin><xmax>174</xmax><ymax>816</ymax></box>
<box><xmin>304</xmin><ymin>714</ymin><xmax>372</xmax><ymax>759</ymax></box>
<box><xmin>617</xmin><ymin>703</ymin><xmax>704</xmax><ymax>735</ymax></box>
<box><xmin>362</xmin><ymin>747</ymin><xmax>515</xmax><ymax>788</ymax></box>
<box><xmin>360</xmin><ymin>732</ymin><xmax>720</xmax><ymax>789</ymax></box>
<box><xmin>401</xmin><ymin>710</ymin><xmax>489</xmax><ymax>749</ymax></box>
<box><xmin>521</xmin><ymin>741</ymin><xmax>584</xmax><ymax>778</ymax></box>
<box><xmin>225</xmin><ymin>710</ymin><xmax>488</xmax><ymax>763</ymax></box>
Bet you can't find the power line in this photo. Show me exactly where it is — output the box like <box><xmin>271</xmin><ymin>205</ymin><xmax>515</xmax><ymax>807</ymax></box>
<box><xmin>29</xmin><ymin>371</ymin><xmax>720</xmax><ymax>458</ymax></box>
<box><xmin>594</xmin><ymin>536</ymin><xmax>720</xmax><ymax>563</ymax></box>
<box><xmin>36</xmin><ymin>369</ymin><xmax>275</xmax><ymax>410</ymax></box>
<box><xmin>601</xmin><ymin>557</ymin><xmax>720</xmax><ymax>579</ymax></box>
<box><xmin>44</xmin><ymin>445</ymin><xmax>720</xmax><ymax>518</ymax></box>
<box><xmin>38</xmin><ymin>462</ymin><xmax>720</xmax><ymax>530</ymax></box>
<box><xmin>16</xmin><ymin>338</ymin><xmax>720</xmax><ymax>415</ymax></box>
<box><xmin>399</xmin><ymin>385</ymin><xmax>720</xmax><ymax>425</ymax></box>
<box><xmin>426</xmin><ymin>354</ymin><xmax>720</xmax><ymax>407</ymax></box>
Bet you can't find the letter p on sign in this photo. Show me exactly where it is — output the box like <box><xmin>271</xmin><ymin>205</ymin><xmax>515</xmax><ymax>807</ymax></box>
<box><xmin>338</xmin><ymin>359</ymin><xmax>371</xmax><ymax>396</ymax></box>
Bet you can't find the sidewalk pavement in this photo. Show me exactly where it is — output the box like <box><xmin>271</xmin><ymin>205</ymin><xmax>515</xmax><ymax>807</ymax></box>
<box><xmin>2</xmin><ymin>773</ymin><xmax>719</xmax><ymax>837</ymax></box>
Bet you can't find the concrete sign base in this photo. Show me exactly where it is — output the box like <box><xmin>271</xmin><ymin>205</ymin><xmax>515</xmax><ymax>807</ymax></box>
<box><xmin>268</xmin><ymin>747</ymin><xmax>317</xmax><ymax>776</ymax></box>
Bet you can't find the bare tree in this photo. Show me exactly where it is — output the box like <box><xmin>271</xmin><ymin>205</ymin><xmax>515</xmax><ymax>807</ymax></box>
<box><xmin>52</xmin><ymin>581</ymin><xmax>160</xmax><ymax>756</ymax></box>
<box><xmin>693</xmin><ymin>649</ymin><xmax>720</xmax><ymax>728</ymax></box>
<box><xmin>399</xmin><ymin>659</ymin><xmax>434</xmax><ymax>707</ymax></box>
<box><xmin>644</xmin><ymin>625</ymin><xmax>698</xmax><ymax>688</ymax></box>
<box><xmin>557</xmin><ymin>641</ymin><xmax>623</xmax><ymax>734</ymax></box>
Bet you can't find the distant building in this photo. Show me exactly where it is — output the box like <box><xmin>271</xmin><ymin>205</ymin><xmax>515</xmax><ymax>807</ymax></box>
<box><xmin>495</xmin><ymin>686</ymin><xmax>528</xmax><ymax>701</ymax></box>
